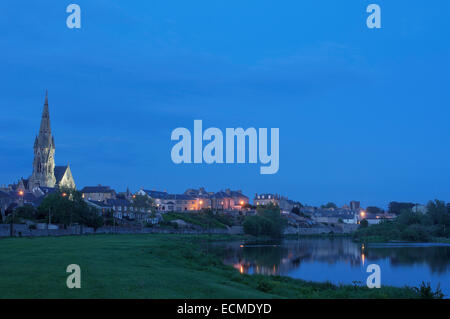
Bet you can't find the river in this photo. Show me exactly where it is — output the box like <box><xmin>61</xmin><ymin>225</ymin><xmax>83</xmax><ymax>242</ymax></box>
<box><xmin>215</xmin><ymin>238</ymin><xmax>450</xmax><ymax>297</ymax></box>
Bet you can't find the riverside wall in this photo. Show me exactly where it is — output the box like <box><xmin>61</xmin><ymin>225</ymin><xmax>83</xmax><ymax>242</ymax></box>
<box><xmin>0</xmin><ymin>223</ymin><xmax>358</xmax><ymax>238</ymax></box>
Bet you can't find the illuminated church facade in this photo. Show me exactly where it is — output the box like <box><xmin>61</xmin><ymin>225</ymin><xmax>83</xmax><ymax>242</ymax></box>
<box><xmin>27</xmin><ymin>91</ymin><xmax>75</xmax><ymax>190</ymax></box>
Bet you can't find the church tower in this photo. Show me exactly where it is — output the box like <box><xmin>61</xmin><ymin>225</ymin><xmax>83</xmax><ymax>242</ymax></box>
<box><xmin>28</xmin><ymin>91</ymin><xmax>56</xmax><ymax>189</ymax></box>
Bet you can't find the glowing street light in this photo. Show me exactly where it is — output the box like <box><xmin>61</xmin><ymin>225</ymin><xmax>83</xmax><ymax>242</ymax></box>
<box><xmin>12</xmin><ymin>190</ymin><xmax>25</xmax><ymax>236</ymax></box>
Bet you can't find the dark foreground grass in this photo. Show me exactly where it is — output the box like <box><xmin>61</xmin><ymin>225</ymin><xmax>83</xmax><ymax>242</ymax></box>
<box><xmin>0</xmin><ymin>234</ymin><xmax>421</xmax><ymax>298</ymax></box>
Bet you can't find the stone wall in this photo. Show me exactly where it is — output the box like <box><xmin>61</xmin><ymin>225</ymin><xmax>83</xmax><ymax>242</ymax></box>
<box><xmin>0</xmin><ymin>224</ymin><xmax>232</xmax><ymax>238</ymax></box>
<box><xmin>0</xmin><ymin>223</ymin><xmax>357</xmax><ymax>238</ymax></box>
<box><xmin>283</xmin><ymin>224</ymin><xmax>358</xmax><ymax>235</ymax></box>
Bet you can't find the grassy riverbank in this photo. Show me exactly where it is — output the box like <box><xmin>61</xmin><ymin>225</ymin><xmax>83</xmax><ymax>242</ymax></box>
<box><xmin>0</xmin><ymin>234</ymin><xmax>424</xmax><ymax>298</ymax></box>
<box><xmin>353</xmin><ymin>200</ymin><xmax>450</xmax><ymax>244</ymax></box>
<box><xmin>353</xmin><ymin>222</ymin><xmax>450</xmax><ymax>244</ymax></box>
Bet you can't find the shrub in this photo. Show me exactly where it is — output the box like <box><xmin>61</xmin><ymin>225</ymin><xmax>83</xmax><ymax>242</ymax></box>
<box><xmin>359</xmin><ymin>219</ymin><xmax>369</xmax><ymax>228</ymax></box>
<box><xmin>401</xmin><ymin>224</ymin><xmax>430</xmax><ymax>242</ymax></box>
<box><xmin>243</xmin><ymin>207</ymin><xmax>286</xmax><ymax>237</ymax></box>
<box><xmin>256</xmin><ymin>279</ymin><xmax>273</xmax><ymax>293</ymax></box>
<box><xmin>413</xmin><ymin>282</ymin><xmax>444</xmax><ymax>299</ymax></box>
<box><xmin>398</xmin><ymin>210</ymin><xmax>423</xmax><ymax>226</ymax></box>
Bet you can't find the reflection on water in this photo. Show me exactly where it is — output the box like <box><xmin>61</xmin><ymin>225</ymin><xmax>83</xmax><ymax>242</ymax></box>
<box><xmin>215</xmin><ymin>238</ymin><xmax>450</xmax><ymax>296</ymax></box>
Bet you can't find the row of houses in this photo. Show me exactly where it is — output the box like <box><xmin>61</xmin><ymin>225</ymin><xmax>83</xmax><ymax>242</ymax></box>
<box><xmin>2</xmin><ymin>181</ymin><xmax>398</xmax><ymax>227</ymax></box>
<box><xmin>1</xmin><ymin>183</ymin><xmax>259</xmax><ymax>225</ymax></box>
<box><xmin>75</xmin><ymin>185</ymin><xmax>251</xmax><ymax>224</ymax></box>
<box><xmin>135</xmin><ymin>188</ymin><xmax>249</xmax><ymax>212</ymax></box>
<box><xmin>85</xmin><ymin>198</ymin><xmax>159</xmax><ymax>224</ymax></box>
<box><xmin>80</xmin><ymin>186</ymin><xmax>250</xmax><ymax>212</ymax></box>
<box><xmin>304</xmin><ymin>208</ymin><xmax>396</xmax><ymax>225</ymax></box>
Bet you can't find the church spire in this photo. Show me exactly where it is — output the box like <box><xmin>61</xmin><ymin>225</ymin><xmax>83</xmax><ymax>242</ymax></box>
<box><xmin>29</xmin><ymin>91</ymin><xmax>56</xmax><ymax>189</ymax></box>
<box><xmin>39</xmin><ymin>90</ymin><xmax>51</xmax><ymax>135</ymax></box>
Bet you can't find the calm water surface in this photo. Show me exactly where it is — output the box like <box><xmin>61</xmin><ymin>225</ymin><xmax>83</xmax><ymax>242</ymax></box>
<box><xmin>216</xmin><ymin>238</ymin><xmax>450</xmax><ymax>297</ymax></box>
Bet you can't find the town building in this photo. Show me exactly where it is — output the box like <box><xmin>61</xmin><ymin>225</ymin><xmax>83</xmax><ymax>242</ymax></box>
<box><xmin>254</xmin><ymin>193</ymin><xmax>278</xmax><ymax>206</ymax></box>
<box><xmin>81</xmin><ymin>185</ymin><xmax>116</xmax><ymax>201</ymax></box>
<box><xmin>350</xmin><ymin>201</ymin><xmax>360</xmax><ymax>210</ymax></box>
<box><xmin>136</xmin><ymin>190</ymin><xmax>199</xmax><ymax>212</ymax></box>
<box><xmin>412</xmin><ymin>204</ymin><xmax>428</xmax><ymax>214</ymax></box>
<box><xmin>136</xmin><ymin>188</ymin><xmax>249</xmax><ymax>212</ymax></box>
<box><xmin>312</xmin><ymin>210</ymin><xmax>357</xmax><ymax>224</ymax></box>
<box><xmin>358</xmin><ymin>211</ymin><xmax>396</xmax><ymax>225</ymax></box>
<box><xmin>254</xmin><ymin>193</ymin><xmax>297</xmax><ymax>213</ymax></box>
<box><xmin>85</xmin><ymin>195</ymin><xmax>154</xmax><ymax>223</ymax></box>
<box><xmin>211</xmin><ymin>189</ymin><xmax>249</xmax><ymax>210</ymax></box>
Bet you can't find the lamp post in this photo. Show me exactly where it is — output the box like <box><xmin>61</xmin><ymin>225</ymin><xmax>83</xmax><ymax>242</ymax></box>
<box><xmin>47</xmin><ymin>207</ymin><xmax>52</xmax><ymax>235</ymax></box>
<box><xmin>360</xmin><ymin>210</ymin><xmax>366</xmax><ymax>223</ymax></box>
<box><xmin>11</xmin><ymin>190</ymin><xmax>24</xmax><ymax>237</ymax></box>
<box><xmin>113</xmin><ymin>211</ymin><xmax>116</xmax><ymax>234</ymax></box>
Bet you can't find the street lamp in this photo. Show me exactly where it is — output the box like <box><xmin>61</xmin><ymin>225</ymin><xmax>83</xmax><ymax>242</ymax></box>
<box><xmin>11</xmin><ymin>190</ymin><xmax>24</xmax><ymax>237</ymax></box>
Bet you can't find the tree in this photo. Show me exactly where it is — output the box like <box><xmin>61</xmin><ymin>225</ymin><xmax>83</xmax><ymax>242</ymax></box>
<box><xmin>401</xmin><ymin>224</ymin><xmax>430</xmax><ymax>242</ymax></box>
<box><xmin>103</xmin><ymin>209</ymin><xmax>115</xmax><ymax>226</ymax></box>
<box><xmin>243</xmin><ymin>206</ymin><xmax>287</xmax><ymax>237</ymax></box>
<box><xmin>427</xmin><ymin>200</ymin><xmax>449</xmax><ymax>226</ymax></box>
<box><xmin>132</xmin><ymin>195</ymin><xmax>154</xmax><ymax>212</ymax></box>
<box><xmin>397</xmin><ymin>210</ymin><xmax>422</xmax><ymax>225</ymax></box>
<box><xmin>38</xmin><ymin>188</ymin><xmax>95</xmax><ymax>228</ymax></box>
<box><xmin>388</xmin><ymin>202</ymin><xmax>415</xmax><ymax>215</ymax></box>
<box><xmin>15</xmin><ymin>205</ymin><xmax>37</xmax><ymax>221</ymax></box>
<box><xmin>79</xmin><ymin>206</ymin><xmax>103</xmax><ymax>231</ymax></box>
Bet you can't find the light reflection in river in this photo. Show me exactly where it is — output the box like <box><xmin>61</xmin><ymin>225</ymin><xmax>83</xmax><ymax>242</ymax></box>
<box><xmin>215</xmin><ymin>238</ymin><xmax>450</xmax><ymax>296</ymax></box>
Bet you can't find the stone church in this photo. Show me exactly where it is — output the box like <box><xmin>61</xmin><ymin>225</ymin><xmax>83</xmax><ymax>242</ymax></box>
<box><xmin>27</xmin><ymin>91</ymin><xmax>76</xmax><ymax>190</ymax></box>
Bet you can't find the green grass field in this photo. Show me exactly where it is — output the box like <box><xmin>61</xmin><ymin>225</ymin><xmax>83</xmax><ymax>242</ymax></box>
<box><xmin>0</xmin><ymin>234</ymin><xmax>422</xmax><ymax>298</ymax></box>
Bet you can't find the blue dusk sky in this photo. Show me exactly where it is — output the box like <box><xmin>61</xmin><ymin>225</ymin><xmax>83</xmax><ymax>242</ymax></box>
<box><xmin>0</xmin><ymin>1</ymin><xmax>449</xmax><ymax>208</ymax></box>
